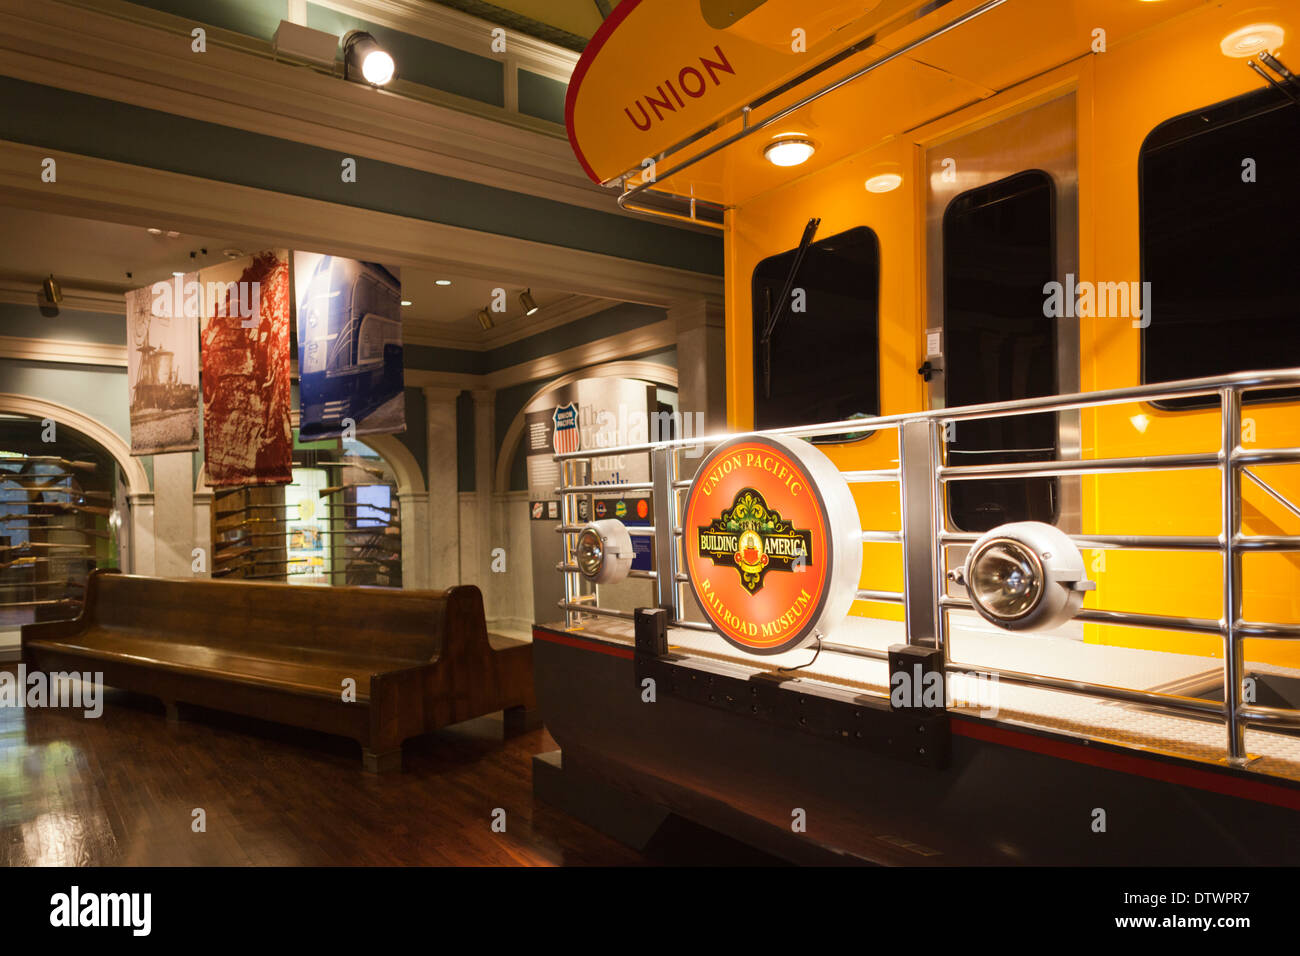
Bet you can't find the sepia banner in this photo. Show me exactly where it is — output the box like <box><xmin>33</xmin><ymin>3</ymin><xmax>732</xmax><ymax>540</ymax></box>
<box><xmin>125</xmin><ymin>275</ymin><xmax>201</xmax><ymax>456</ymax></box>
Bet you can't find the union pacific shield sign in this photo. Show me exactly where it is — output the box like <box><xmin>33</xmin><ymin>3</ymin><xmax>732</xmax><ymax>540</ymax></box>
<box><xmin>683</xmin><ymin>435</ymin><xmax>862</xmax><ymax>655</ymax></box>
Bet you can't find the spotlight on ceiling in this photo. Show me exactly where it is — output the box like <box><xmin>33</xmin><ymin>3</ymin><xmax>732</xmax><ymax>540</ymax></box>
<box><xmin>477</xmin><ymin>308</ymin><xmax>494</xmax><ymax>331</ymax></box>
<box><xmin>41</xmin><ymin>274</ymin><xmax>63</xmax><ymax>305</ymax></box>
<box><xmin>401</xmin><ymin>300</ymin><xmax>412</xmax><ymax>307</ymax></box>
<box><xmin>958</xmin><ymin>521</ymin><xmax>1094</xmax><ymax>632</ymax></box>
<box><xmin>519</xmin><ymin>289</ymin><xmax>540</xmax><ymax>316</ymax></box>
<box><xmin>435</xmin><ymin>279</ymin><xmax>452</xmax><ymax>286</ymax></box>
<box><xmin>1221</xmin><ymin>23</ymin><xmax>1284</xmax><ymax>58</ymax></box>
<box><xmin>575</xmin><ymin>520</ymin><xmax>634</xmax><ymax>585</ymax></box>
<box><xmin>344</xmin><ymin>30</ymin><xmax>395</xmax><ymax>86</ymax></box>
<box><xmin>763</xmin><ymin>136</ymin><xmax>815</xmax><ymax>167</ymax></box>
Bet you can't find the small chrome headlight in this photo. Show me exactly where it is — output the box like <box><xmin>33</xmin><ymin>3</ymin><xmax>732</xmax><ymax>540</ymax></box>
<box><xmin>574</xmin><ymin>519</ymin><xmax>633</xmax><ymax>585</ymax></box>
<box><xmin>962</xmin><ymin>521</ymin><xmax>1094</xmax><ymax>631</ymax></box>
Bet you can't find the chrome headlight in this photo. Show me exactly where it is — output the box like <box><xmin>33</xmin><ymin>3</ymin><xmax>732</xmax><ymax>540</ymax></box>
<box><xmin>962</xmin><ymin>522</ymin><xmax>1094</xmax><ymax>631</ymax></box>
<box><xmin>575</xmin><ymin>519</ymin><xmax>633</xmax><ymax>585</ymax></box>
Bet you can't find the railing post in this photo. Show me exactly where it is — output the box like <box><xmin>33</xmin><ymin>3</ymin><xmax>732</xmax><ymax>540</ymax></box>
<box><xmin>900</xmin><ymin>420</ymin><xmax>940</xmax><ymax>647</ymax></box>
<box><xmin>652</xmin><ymin>445</ymin><xmax>678</xmax><ymax>621</ymax></box>
<box><xmin>1221</xmin><ymin>387</ymin><xmax>1246</xmax><ymax>762</ymax></box>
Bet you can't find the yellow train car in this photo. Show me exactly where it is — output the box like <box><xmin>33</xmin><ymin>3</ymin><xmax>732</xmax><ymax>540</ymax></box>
<box><xmin>533</xmin><ymin>0</ymin><xmax>1300</xmax><ymax>864</ymax></box>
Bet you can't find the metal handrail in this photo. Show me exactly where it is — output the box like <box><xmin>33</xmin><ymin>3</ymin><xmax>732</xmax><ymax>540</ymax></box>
<box><xmin>552</xmin><ymin>367</ymin><xmax>1300</xmax><ymax>766</ymax></box>
<box><xmin>552</xmin><ymin>366</ymin><xmax>1300</xmax><ymax>461</ymax></box>
<box><xmin>615</xmin><ymin>0</ymin><xmax>1010</xmax><ymax>224</ymax></box>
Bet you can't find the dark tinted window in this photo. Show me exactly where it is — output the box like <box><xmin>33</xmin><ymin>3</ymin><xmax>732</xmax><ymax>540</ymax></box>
<box><xmin>943</xmin><ymin>170</ymin><xmax>1059</xmax><ymax>532</ymax></box>
<box><xmin>751</xmin><ymin>226</ymin><xmax>880</xmax><ymax>437</ymax></box>
<box><xmin>1141</xmin><ymin>88</ymin><xmax>1300</xmax><ymax>407</ymax></box>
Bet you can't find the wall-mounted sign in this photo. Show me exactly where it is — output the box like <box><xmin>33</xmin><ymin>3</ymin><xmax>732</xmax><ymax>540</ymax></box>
<box><xmin>682</xmin><ymin>435</ymin><xmax>862</xmax><ymax>655</ymax></box>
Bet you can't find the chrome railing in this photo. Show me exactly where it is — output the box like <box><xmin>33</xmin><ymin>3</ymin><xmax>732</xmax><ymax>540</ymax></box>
<box><xmin>553</xmin><ymin>368</ymin><xmax>1300</xmax><ymax>765</ymax></box>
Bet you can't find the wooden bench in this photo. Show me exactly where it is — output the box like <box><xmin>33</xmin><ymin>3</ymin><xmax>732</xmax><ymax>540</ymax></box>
<box><xmin>21</xmin><ymin>571</ymin><xmax>536</xmax><ymax>772</ymax></box>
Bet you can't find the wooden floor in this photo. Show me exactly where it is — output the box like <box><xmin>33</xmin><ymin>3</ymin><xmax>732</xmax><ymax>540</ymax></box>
<box><xmin>0</xmin><ymin>666</ymin><xmax>780</xmax><ymax>866</ymax></box>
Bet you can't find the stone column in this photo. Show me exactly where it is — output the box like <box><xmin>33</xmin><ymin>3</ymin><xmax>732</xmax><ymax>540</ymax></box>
<box><xmin>152</xmin><ymin>452</ymin><xmax>195</xmax><ymax>578</ymax></box>
<box><xmin>424</xmin><ymin>386</ymin><xmax>462</xmax><ymax>588</ymax></box>
<box><xmin>127</xmin><ymin>492</ymin><xmax>156</xmax><ymax>576</ymax></box>
<box><xmin>471</xmin><ymin>389</ymin><xmax>495</xmax><ymax>599</ymax></box>
<box><xmin>671</xmin><ymin>296</ymin><xmax>726</xmax><ymax>432</ymax></box>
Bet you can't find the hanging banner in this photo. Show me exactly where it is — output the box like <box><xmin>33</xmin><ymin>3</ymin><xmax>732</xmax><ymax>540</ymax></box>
<box><xmin>200</xmin><ymin>250</ymin><xmax>293</xmax><ymax>487</ymax></box>
<box><xmin>124</xmin><ymin>275</ymin><xmax>201</xmax><ymax>456</ymax></box>
<box><xmin>293</xmin><ymin>253</ymin><xmax>405</xmax><ymax>440</ymax></box>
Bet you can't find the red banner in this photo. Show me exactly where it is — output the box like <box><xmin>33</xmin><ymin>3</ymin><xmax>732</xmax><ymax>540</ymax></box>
<box><xmin>200</xmin><ymin>250</ymin><xmax>293</xmax><ymax>487</ymax></box>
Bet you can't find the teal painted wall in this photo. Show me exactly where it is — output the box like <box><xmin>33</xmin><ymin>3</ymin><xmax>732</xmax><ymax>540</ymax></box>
<box><xmin>395</xmin><ymin>386</ymin><xmax>427</xmax><ymax>486</ymax></box>
<box><xmin>457</xmin><ymin>390</ymin><xmax>475</xmax><ymax>493</ymax></box>
<box><xmin>0</xmin><ymin>304</ymin><xmax>125</xmax><ymax>345</ymax></box>
<box><xmin>0</xmin><ymin>358</ymin><xmax>130</xmax><ymax>448</ymax></box>
<box><xmin>0</xmin><ymin>78</ymin><xmax>722</xmax><ymax>277</ymax></box>
<box><xmin>306</xmin><ymin>4</ymin><xmax>505</xmax><ymax>106</ymax></box>
<box><xmin>518</xmin><ymin>70</ymin><xmax>567</xmax><ymax>125</ymax></box>
<box><xmin>127</xmin><ymin>0</ymin><xmax>288</xmax><ymax>41</ymax></box>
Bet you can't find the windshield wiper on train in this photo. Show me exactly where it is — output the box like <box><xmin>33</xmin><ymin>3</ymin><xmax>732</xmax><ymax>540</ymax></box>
<box><xmin>761</xmin><ymin>216</ymin><xmax>820</xmax><ymax>399</ymax></box>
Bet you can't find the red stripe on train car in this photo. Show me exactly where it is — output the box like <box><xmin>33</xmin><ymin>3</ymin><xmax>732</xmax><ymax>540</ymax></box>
<box><xmin>533</xmin><ymin>626</ymin><xmax>636</xmax><ymax>660</ymax></box>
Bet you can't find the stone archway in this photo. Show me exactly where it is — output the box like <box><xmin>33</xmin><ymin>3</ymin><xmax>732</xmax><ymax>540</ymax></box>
<box><xmin>0</xmin><ymin>393</ymin><xmax>150</xmax><ymax>574</ymax></box>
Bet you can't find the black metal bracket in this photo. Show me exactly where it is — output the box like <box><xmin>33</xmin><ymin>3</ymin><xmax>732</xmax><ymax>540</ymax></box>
<box><xmin>633</xmin><ymin>652</ymin><xmax>950</xmax><ymax>770</ymax></box>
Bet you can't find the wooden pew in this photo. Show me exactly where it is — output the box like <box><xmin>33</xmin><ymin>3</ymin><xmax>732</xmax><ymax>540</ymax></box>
<box><xmin>21</xmin><ymin>571</ymin><xmax>536</xmax><ymax>772</ymax></box>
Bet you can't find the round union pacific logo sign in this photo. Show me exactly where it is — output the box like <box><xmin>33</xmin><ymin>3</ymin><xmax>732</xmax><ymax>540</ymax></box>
<box><xmin>682</xmin><ymin>435</ymin><xmax>863</xmax><ymax>655</ymax></box>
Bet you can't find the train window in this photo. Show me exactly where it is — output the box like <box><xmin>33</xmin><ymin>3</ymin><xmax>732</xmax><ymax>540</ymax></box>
<box><xmin>1140</xmin><ymin>87</ymin><xmax>1300</xmax><ymax>408</ymax></box>
<box><xmin>751</xmin><ymin>225</ymin><xmax>880</xmax><ymax>437</ymax></box>
<box><xmin>943</xmin><ymin>170</ymin><xmax>1060</xmax><ymax>532</ymax></box>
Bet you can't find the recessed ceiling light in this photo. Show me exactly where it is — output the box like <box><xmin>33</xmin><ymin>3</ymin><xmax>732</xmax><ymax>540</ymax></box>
<box><xmin>222</xmin><ymin>248</ymin><xmax>244</xmax><ymax>260</ymax></box>
<box><xmin>434</xmin><ymin>279</ymin><xmax>451</xmax><ymax>286</ymax></box>
<box><xmin>146</xmin><ymin>227</ymin><xmax>163</xmax><ymax>236</ymax></box>
<box><xmin>401</xmin><ymin>300</ymin><xmax>412</xmax><ymax>306</ymax></box>
<box><xmin>1221</xmin><ymin>23</ymin><xmax>1284</xmax><ymax>58</ymax></box>
<box><xmin>165</xmin><ymin>230</ymin><xmax>181</xmax><ymax>239</ymax></box>
<box><xmin>865</xmin><ymin>173</ymin><xmax>903</xmax><ymax>193</ymax></box>
<box><xmin>764</xmin><ymin>136</ymin><xmax>815</xmax><ymax>167</ymax></box>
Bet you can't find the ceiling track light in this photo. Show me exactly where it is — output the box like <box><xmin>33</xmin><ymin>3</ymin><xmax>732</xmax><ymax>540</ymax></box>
<box><xmin>518</xmin><ymin>289</ymin><xmax>539</xmax><ymax>316</ymax></box>
<box><xmin>343</xmin><ymin>30</ymin><xmax>395</xmax><ymax>86</ymax></box>
<box><xmin>41</xmin><ymin>274</ymin><xmax>63</xmax><ymax>305</ymax></box>
<box><xmin>477</xmin><ymin>308</ymin><xmax>494</xmax><ymax>331</ymax></box>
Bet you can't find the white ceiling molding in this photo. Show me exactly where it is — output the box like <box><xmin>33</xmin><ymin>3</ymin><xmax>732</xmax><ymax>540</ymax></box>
<box><xmin>0</xmin><ymin>0</ymin><xmax>622</xmax><ymax>217</ymax></box>
<box><xmin>310</xmin><ymin>0</ymin><xmax>580</xmax><ymax>80</ymax></box>
<box><xmin>0</xmin><ymin>279</ymin><xmax>125</xmax><ymax>315</ymax></box>
<box><xmin>402</xmin><ymin>294</ymin><xmax>617</xmax><ymax>349</ymax></box>
<box><xmin>406</xmin><ymin>317</ymin><xmax>677</xmax><ymax>393</ymax></box>
<box><xmin>0</xmin><ymin>140</ymin><xmax>722</xmax><ymax>309</ymax></box>
<box><xmin>0</xmin><ymin>335</ymin><xmax>127</xmax><ymax>367</ymax></box>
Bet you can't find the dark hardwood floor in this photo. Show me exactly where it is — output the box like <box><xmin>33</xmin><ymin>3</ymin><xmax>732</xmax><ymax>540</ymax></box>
<box><xmin>0</xmin><ymin>665</ymin><xmax>663</xmax><ymax>866</ymax></box>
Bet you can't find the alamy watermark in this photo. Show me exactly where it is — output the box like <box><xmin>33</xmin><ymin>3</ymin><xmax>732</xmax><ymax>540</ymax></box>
<box><xmin>151</xmin><ymin>275</ymin><xmax>261</xmax><ymax>328</ymax></box>
<box><xmin>1043</xmin><ymin>273</ymin><xmax>1152</xmax><ymax>328</ymax></box>
<box><xmin>1</xmin><ymin>665</ymin><xmax>103</xmax><ymax>718</ymax></box>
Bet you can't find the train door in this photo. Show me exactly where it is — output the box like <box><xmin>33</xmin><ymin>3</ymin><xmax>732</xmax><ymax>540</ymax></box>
<box><xmin>925</xmin><ymin>94</ymin><xmax>1081</xmax><ymax>538</ymax></box>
